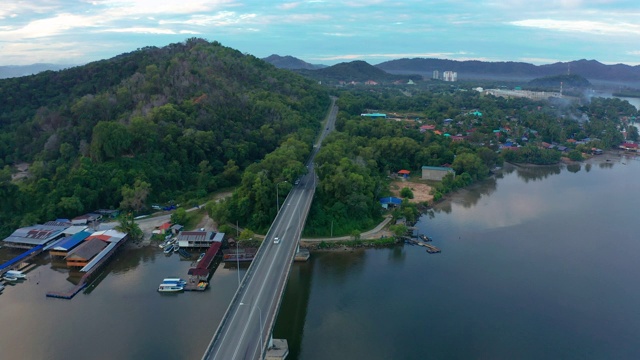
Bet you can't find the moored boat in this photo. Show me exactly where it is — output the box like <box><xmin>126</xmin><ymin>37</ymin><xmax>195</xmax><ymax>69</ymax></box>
<box><xmin>173</xmin><ymin>243</ymin><xmax>180</xmax><ymax>252</ymax></box>
<box><xmin>163</xmin><ymin>278</ymin><xmax>187</xmax><ymax>286</ymax></box>
<box><xmin>3</xmin><ymin>275</ymin><xmax>18</xmax><ymax>282</ymax></box>
<box><xmin>163</xmin><ymin>244</ymin><xmax>174</xmax><ymax>254</ymax></box>
<box><xmin>197</xmin><ymin>252</ymin><xmax>206</xmax><ymax>262</ymax></box>
<box><xmin>5</xmin><ymin>270</ymin><xmax>26</xmax><ymax>279</ymax></box>
<box><xmin>158</xmin><ymin>283</ymin><xmax>184</xmax><ymax>292</ymax></box>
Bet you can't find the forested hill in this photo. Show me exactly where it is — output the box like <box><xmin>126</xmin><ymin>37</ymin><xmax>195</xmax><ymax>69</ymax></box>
<box><xmin>376</xmin><ymin>58</ymin><xmax>640</xmax><ymax>82</ymax></box>
<box><xmin>296</xmin><ymin>60</ymin><xmax>417</xmax><ymax>83</ymax></box>
<box><xmin>0</xmin><ymin>38</ymin><xmax>329</xmax><ymax>236</ymax></box>
<box><xmin>262</xmin><ymin>54</ymin><xmax>326</xmax><ymax>70</ymax></box>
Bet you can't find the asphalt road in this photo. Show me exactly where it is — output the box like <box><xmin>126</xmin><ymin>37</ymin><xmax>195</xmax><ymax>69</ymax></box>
<box><xmin>202</xmin><ymin>98</ymin><xmax>337</xmax><ymax>360</ymax></box>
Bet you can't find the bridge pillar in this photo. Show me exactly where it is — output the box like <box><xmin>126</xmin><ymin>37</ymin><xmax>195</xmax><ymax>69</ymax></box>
<box><xmin>265</xmin><ymin>338</ymin><xmax>289</xmax><ymax>360</ymax></box>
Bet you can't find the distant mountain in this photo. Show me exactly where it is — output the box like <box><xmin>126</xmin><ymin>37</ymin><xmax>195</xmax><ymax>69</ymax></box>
<box><xmin>528</xmin><ymin>74</ymin><xmax>591</xmax><ymax>88</ymax></box>
<box><xmin>0</xmin><ymin>63</ymin><xmax>72</xmax><ymax>79</ymax></box>
<box><xmin>297</xmin><ymin>60</ymin><xmax>418</xmax><ymax>83</ymax></box>
<box><xmin>262</xmin><ymin>54</ymin><xmax>326</xmax><ymax>70</ymax></box>
<box><xmin>376</xmin><ymin>58</ymin><xmax>640</xmax><ymax>83</ymax></box>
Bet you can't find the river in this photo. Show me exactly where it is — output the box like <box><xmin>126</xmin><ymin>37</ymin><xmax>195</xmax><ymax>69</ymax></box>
<box><xmin>274</xmin><ymin>154</ymin><xmax>640</xmax><ymax>360</ymax></box>
<box><xmin>1</xmin><ymin>154</ymin><xmax>639</xmax><ymax>359</ymax></box>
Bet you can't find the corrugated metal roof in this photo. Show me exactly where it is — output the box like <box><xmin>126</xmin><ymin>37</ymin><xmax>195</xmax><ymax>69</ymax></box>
<box><xmin>66</xmin><ymin>238</ymin><xmax>108</xmax><ymax>261</ymax></box>
<box><xmin>52</xmin><ymin>231</ymin><xmax>92</xmax><ymax>251</ymax></box>
<box><xmin>80</xmin><ymin>242</ymin><xmax>117</xmax><ymax>272</ymax></box>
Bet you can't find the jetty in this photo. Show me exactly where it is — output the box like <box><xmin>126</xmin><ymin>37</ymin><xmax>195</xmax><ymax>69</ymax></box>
<box><xmin>184</xmin><ymin>242</ymin><xmax>221</xmax><ymax>291</ymax></box>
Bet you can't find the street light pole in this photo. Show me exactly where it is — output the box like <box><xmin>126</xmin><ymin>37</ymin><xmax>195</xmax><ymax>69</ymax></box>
<box><xmin>236</xmin><ymin>241</ymin><xmax>240</xmax><ymax>288</ymax></box>
<box><xmin>276</xmin><ymin>181</ymin><xmax>288</xmax><ymax>213</ymax></box>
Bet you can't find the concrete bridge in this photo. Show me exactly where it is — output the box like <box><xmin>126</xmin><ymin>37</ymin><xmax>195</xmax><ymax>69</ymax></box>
<box><xmin>202</xmin><ymin>99</ymin><xmax>337</xmax><ymax>360</ymax></box>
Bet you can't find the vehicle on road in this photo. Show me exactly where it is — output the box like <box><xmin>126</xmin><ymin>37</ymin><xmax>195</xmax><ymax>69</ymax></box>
<box><xmin>273</xmin><ymin>237</ymin><xmax>281</xmax><ymax>244</ymax></box>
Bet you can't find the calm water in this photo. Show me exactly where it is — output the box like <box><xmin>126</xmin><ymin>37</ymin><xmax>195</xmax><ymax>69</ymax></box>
<box><xmin>1</xmin><ymin>154</ymin><xmax>639</xmax><ymax>359</ymax></box>
<box><xmin>274</xmin><ymin>155</ymin><xmax>640</xmax><ymax>360</ymax></box>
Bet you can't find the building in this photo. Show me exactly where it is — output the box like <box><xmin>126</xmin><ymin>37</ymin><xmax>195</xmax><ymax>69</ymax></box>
<box><xmin>71</xmin><ymin>213</ymin><xmax>102</xmax><ymax>226</ymax></box>
<box><xmin>432</xmin><ymin>70</ymin><xmax>440</xmax><ymax>80</ymax></box>
<box><xmin>443</xmin><ymin>71</ymin><xmax>457</xmax><ymax>82</ymax></box>
<box><xmin>177</xmin><ymin>231</ymin><xmax>224</xmax><ymax>248</ymax></box>
<box><xmin>421</xmin><ymin>166</ymin><xmax>455</xmax><ymax>181</ymax></box>
<box><xmin>379</xmin><ymin>197</ymin><xmax>402</xmax><ymax>209</ymax></box>
<box><xmin>3</xmin><ymin>223</ymin><xmax>69</xmax><ymax>249</ymax></box>
<box><xmin>360</xmin><ymin>113</ymin><xmax>387</xmax><ymax>119</ymax></box>
<box><xmin>49</xmin><ymin>231</ymin><xmax>92</xmax><ymax>258</ymax></box>
<box><xmin>65</xmin><ymin>238</ymin><xmax>108</xmax><ymax>268</ymax></box>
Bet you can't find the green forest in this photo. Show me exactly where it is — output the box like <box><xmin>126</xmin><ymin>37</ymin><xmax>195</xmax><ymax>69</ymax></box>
<box><xmin>0</xmin><ymin>39</ymin><xmax>329</xmax><ymax>237</ymax></box>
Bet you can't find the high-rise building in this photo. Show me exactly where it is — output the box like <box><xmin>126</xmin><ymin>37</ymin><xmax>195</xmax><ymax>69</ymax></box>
<box><xmin>443</xmin><ymin>71</ymin><xmax>457</xmax><ymax>82</ymax></box>
<box><xmin>432</xmin><ymin>70</ymin><xmax>440</xmax><ymax>80</ymax></box>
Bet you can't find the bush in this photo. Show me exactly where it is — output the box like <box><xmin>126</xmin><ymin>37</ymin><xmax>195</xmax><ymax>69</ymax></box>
<box><xmin>400</xmin><ymin>187</ymin><xmax>414</xmax><ymax>199</ymax></box>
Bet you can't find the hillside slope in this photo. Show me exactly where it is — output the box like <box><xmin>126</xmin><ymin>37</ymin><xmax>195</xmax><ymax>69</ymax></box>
<box><xmin>0</xmin><ymin>39</ymin><xmax>329</xmax><ymax>236</ymax></box>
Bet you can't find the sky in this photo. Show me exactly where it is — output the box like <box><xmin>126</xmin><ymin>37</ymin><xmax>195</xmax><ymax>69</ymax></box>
<box><xmin>1</xmin><ymin>0</ymin><xmax>639</xmax><ymax>67</ymax></box>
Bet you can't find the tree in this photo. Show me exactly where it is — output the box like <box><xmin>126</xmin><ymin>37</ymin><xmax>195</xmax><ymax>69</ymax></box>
<box><xmin>120</xmin><ymin>179</ymin><xmax>151</xmax><ymax>212</ymax></box>
<box><xmin>239</xmin><ymin>228</ymin><xmax>255</xmax><ymax>241</ymax></box>
<box><xmin>400</xmin><ymin>187</ymin><xmax>414</xmax><ymax>199</ymax></box>
<box><xmin>115</xmin><ymin>212</ymin><xmax>143</xmax><ymax>242</ymax></box>
<box><xmin>628</xmin><ymin>125</ymin><xmax>639</xmax><ymax>142</ymax></box>
<box><xmin>170</xmin><ymin>207</ymin><xmax>188</xmax><ymax>225</ymax></box>
<box><xmin>389</xmin><ymin>224</ymin><xmax>408</xmax><ymax>237</ymax></box>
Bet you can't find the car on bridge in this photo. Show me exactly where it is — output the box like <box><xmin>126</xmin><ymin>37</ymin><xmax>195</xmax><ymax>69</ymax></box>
<box><xmin>273</xmin><ymin>237</ymin><xmax>281</xmax><ymax>244</ymax></box>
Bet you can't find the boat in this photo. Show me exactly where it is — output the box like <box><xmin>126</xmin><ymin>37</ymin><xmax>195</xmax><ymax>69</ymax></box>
<box><xmin>173</xmin><ymin>243</ymin><xmax>180</xmax><ymax>252</ymax></box>
<box><xmin>197</xmin><ymin>253</ymin><xmax>206</xmax><ymax>262</ymax></box>
<box><xmin>419</xmin><ymin>234</ymin><xmax>432</xmax><ymax>242</ymax></box>
<box><xmin>3</xmin><ymin>275</ymin><xmax>18</xmax><ymax>282</ymax></box>
<box><xmin>158</xmin><ymin>283</ymin><xmax>184</xmax><ymax>292</ymax></box>
<box><xmin>163</xmin><ymin>244</ymin><xmax>174</xmax><ymax>254</ymax></box>
<box><xmin>197</xmin><ymin>281</ymin><xmax>208</xmax><ymax>290</ymax></box>
<box><xmin>162</xmin><ymin>278</ymin><xmax>187</xmax><ymax>286</ymax></box>
<box><xmin>5</xmin><ymin>270</ymin><xmax>26</xmax><ymax>279</ymax></box>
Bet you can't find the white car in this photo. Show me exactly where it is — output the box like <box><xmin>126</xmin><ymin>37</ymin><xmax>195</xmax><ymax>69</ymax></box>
<box><xmin>273</xmin><ymin>237</ymin><xmax>281</xmax><ymax>244</ymax></box>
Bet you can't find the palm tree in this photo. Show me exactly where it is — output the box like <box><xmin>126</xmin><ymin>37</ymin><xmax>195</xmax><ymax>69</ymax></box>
<box><xmin>115</xmin><ymin>212</ymin><xmax>143</xmax><ymax>242</ymax></box>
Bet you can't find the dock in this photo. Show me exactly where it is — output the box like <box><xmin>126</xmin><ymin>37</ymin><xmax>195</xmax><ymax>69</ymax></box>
<box><xmin>46</xmin><ymin>235</ymin><xmax>129</xmax><ymax>299</ymax></box>
<box><xmin>403</xmin><ymin>236</ymin><xmax>441</xmax><ymax>253</ymax></box>
<box><xmin>184</xmin><ymin>242</ymin><xmax>221</xmax><ymax>291</ymax></box>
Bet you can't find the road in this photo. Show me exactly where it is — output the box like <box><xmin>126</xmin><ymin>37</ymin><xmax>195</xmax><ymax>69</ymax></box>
<box><xmin>202</xmin><ymin>98</ymin><xmax>337</xmax><ymax>360</ymax></box>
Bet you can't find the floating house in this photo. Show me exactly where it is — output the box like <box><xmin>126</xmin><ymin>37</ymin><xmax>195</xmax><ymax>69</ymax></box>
<box><xmin>176</xmin><ymin>231</ymin><xmax>224</xmax><ymax>248</ymax></box>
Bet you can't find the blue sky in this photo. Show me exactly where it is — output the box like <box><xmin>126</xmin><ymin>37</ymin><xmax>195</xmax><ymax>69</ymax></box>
<box><xmin>1</xmin><ymin>0</ymin><xmax>639</xmax><ymax>66</ymax></box>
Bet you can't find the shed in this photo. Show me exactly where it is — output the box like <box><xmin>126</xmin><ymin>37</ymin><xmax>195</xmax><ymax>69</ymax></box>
<box><xmin>397</xmin><ymin>170</ymin><xmax>410</xmax><ymax>178</ymax></box>
<box><xmin>380</xmin><ymin>197</ymin><xmax>402</xmax><ymax>209</ymax></box>
<box><xmin>421</xmin><ymin>166</ymin><xmax>455</xmax><ymax>181</ymax></box>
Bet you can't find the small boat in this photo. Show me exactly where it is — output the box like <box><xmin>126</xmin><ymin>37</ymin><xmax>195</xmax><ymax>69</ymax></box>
<box><xmin>197</xmin><ymin>253</ymin><xmax>206</xmax><ymax>262</ymax></box>
<box><xmin>158</xmin><ymin>283</ymin><xmax>184</xmax><ymax>292</ymax></box>
<box><xmin>5</xmin><ymin>270</ymin><xmax>26</xmax><ymax>279</ymax></box>
<box><xmin>163</xmin><ymin>244</ymin><xmax>174</xmax><ymax>254</ymax></box>
<box><xmin>3</xmin><ymin>275</ymin><xmax>18</xmax><ymax>282</ymax></box>
<box><xmin>162</xmin><ymin>278</ymin><xmax>187</xmax><ymax>286</ymax></box>
<box><xmin>173</xmin><ymin>243</ymin><xmax>180</xmax><ymax>252</ymax></box>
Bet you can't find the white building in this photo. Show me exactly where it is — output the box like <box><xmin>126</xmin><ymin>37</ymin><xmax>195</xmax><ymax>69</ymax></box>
<box><xmin>443</xmin><ymin>71</ymin><xmax>457</xmax><ymax>82</ymax></box>
<box><xmin>432</xmin><ymin>70</ymin><xmax>440</xmax><ymax>80</ymax></box>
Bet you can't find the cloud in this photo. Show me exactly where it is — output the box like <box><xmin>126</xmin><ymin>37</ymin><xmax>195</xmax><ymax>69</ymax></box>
<box><xmin>159</xmin><ymin>12</ymin><xmax>257</xmax><ymax>27</ymax></box>
<box><xmin>100</xmin><ymin>27</ymin><xmax>178</xmax><ymax>35</ymax></box>
<box><xmin>510</xmin><ymin>18</ymin><xmax>640</xmax><ymax>36</ymax></box>
<box><xmin>278</xmin><ymin>2</ymin><xmax>302</xmax><ymax>10</ymax></box>
<box><xmin>0</xmin><ymin>13</ymin><xmax>100</xmax><ymax>40</ymax></box>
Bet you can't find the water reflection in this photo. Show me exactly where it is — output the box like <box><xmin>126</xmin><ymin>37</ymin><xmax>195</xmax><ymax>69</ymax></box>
<box><xmin>566</xmin><ymin>163</ymin><xmax>581</xmax><ymax>173</ymax></box>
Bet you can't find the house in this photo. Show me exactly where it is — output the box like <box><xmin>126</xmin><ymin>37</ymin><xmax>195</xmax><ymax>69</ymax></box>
<box><xmin>620</xmin><ymin>143</ymin><xmax>639</xmax><ymax>152</ymax></box>
<box><xmin>65</xmin><ymin>238</ymin><xmax>108</xmax><ymax>268</ymax></box>
<box><xmin>419</xmin><ymin>125</ymin><xmax>436</xmax><ymax>132</ymax></box>
<box><xmin>365</xmin><ymin>80</ymin><xmax>378</xmax><ymax>85</ymax></box>
<box><xmin>170</xmin><ymin>224</ymin><xmax>184</xmax><ymax>235</ymax></box>
<box><xmin>451</xmin><ymin>135</ymin><xmax>466</xmax><ymax>142</ymax></box>
<box><xmin>177</xmin><ymin>231</ymin><xmax>224</xmax><ymax>248</ymax></box>
<box><xmin>379</xmin><ymin>197</ymin><xmax>402</xmax><ymax>209</ymax></box>
<box><xmin>71</xmin><ymin>213</ymin><xmax>102</xmax><ymax>225</ymax></box>
<box><xmin>421</xmin><ymin>166</ymin><xmax>455</xmax><ymax>181</ymax></box>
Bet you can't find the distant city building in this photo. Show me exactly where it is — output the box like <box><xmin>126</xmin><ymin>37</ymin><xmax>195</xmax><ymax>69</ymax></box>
<box><xmin>432</xmin><ymin>70</ymin><xmax>440</xmax><ymax>80</ymax></box>
<box><xmin>443</xmin><ymin>71</ymin><xmax>457</xmax><ymax>82</ymax></box>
